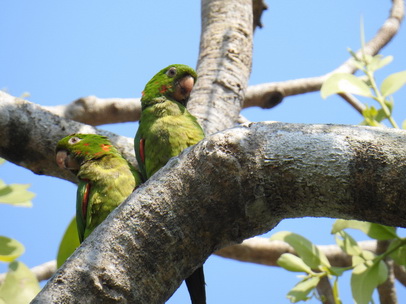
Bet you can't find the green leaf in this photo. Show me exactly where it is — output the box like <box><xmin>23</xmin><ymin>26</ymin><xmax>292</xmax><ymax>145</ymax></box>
<box><xmin>368</xmin><ymin>55</ymin><xmax>393</xmax><ymax>72</ymax></box>
<box><xmin>0</xmin><ymin>181</ymin><xmax>35</xmax><ymax>207</ymax></box>
<box><xmin>388</xmin><ymin>239</ymin><xmax>406</xmax><ymax>266</ymax></box>
<box><xmin>332</xmin><ymin>219</ymin><xmax>397</xmax><ymax>240</ymax></box>
<box><xmin>57</xmin><ymin>217</ymin><xmax>80</xmax><ymax>268</ymax></box>
<box><xmin>328</xmin><ymin>266</ymin><xmax>349</xmax><ymax>277</ymax></box>
<box><xmin>351</xmin><ymin>260</ymin><xmax>388</xmax><ymax>304</ymax></box>
<box><xmin>381</xmin><ymin>70</ymin><xmax>406</xmax><ymax>97</ymax></box>
<box><xmin>360</xmin><ymin>105</ymin><xmax>391</xmax><ymax>127</ymax></box>
<box><xmin>335</xmin><ymin>231</ymin><xmax>362</xmax><ymax>257</ymax></box>
<box><xmin>0</xmin><ymin>261</ymin><xmax>40</xmax><ymax>304</ymax></box>
<box><xmin>321</xmin><ymin>73</ymin><xmax>372</xmax><ymax>99</ymax></box>
<box><xmin>374</xmin><ymin>104</ymin><xmax>393</xmax><ymax>122</ymax></box>
<box><xmin>360</xmin><ymin>250</ymin><xmax>376</xmax><ymax>261</ymax></box>
<box><xmin>270</xmin><ymin>231</ymin><xmax>330</xmax><ymax>268</ymax></box>
<box><xmin>0</xmin><ymin>158</ymin><xmax>5</xmax><ymax>165</ymax></box>
<box><xmin>277</xmin><ymin>253</ymin><xmax>314</xmax><ymax>274</ymax></box>
<box><xmin>287</xmin><ymin>276</ymin><xmax>320</xmax><ymax>303</ymax></box>
<box><xmin>0</xmin><ymin>236</ymin><xmax>25</xmax><ymax>262</ymax></box>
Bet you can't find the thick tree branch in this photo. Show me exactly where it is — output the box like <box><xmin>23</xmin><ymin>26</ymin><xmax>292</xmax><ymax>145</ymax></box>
<box><xmin>30</xmin><ymin>122</ymin><xmax>406</xmax><ymax>303</ymax></box>
<box><xmin>44</xmin><ymin>96</ymin><xmax>141</xmax><ymax>126</ymax></box>
<box><xmin>187</xmin><ymin>0</ymin><xmax>253</xmax><ymax>134</ymax></box>
<box><xmin>0</xmin><ymin>91</ymin><xmax>137</xmax><ymax>182</ymax></box>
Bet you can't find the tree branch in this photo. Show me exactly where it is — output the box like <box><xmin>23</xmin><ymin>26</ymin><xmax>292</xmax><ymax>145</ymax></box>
<box><xmin>376</xmin><ymin>240</ymin><xmax>398</xmax><ymax>304</ymax></box>
<box><xmin>243</xmin><ymin>0</ymin><xmax>405</xmax><ymax>109</ymax></box>
<box><xmin>316</xmin><ymin>276</ymin><xmax>335</xmax><ymax>304</ymax></box>
<box><xmin>187</xmin><ymin>0</ymin><xmax>254</xmax><ymax>134</ymax></box>
<box><xmin>394</xmin><ymin>264</ymin><xmax>406</xmax><ymax>287</ymax></box>
<box><xmin>29</xmin><ymin>121</ymin><xmax>406</xmax><ymax>302</ymax></box>
<box><xmin>215</xmin><ymin>237</ymin><xmax>377</xmax><ymax>267</ymax></box>
<box><xmin>0</xmin><ymin>91</ymin><xmax>137</xmax><ymax>182</ymax></box>
<box><xmin>44</xmin><ymin>96</ymin><xmax>141</xmax><ymax>126</ymax></box>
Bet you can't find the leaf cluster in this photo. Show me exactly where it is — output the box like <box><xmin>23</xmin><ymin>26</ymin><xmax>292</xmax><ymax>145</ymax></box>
<box><xmin>271</xmin><ymin>221</ymin><xmax>405</xmax><ymax>304</ymax></box>
<box><xmin>321</xmin><ymin>53</ymin><xmax>406</xmax><ymax>128</ymax></box>
<box><xmin>0</xmin><ymin>159</ymin><xmax>39</xmax><ymax>304</ymax></box>
<box><xmin>278</xmin><ymin>42</ymin><xmax>406</xmax><ymax>303</ymax></box>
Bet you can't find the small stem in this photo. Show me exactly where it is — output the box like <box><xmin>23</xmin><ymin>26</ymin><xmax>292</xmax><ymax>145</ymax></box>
<box><xmin>375</xmin><ymin>238</ymin><xmax>406</xmax><ymax>263</ymax></box>
<box><xmin>365</xmin><ymin>68</ymin><xmax>399</xmax><ymax>128</ymax></box>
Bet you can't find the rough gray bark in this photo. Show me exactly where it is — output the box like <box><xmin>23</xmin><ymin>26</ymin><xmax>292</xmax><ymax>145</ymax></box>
<box><xmin>44</xmin><ymin>96</ymin><xmax>141</xmax><ymax>126</ymax></box>
<box><xmin>0</xmin><ymin>91</ymin><xmax>137</xmax><ymax>183</ymax></box>
<box><xmin>30</xmin><ymin>122</ymin><xmax>406</xmax><ymax>303</ymax></box>
<box><xmin>188</xmin><ymin>0</ymin><xmax>253</xmax><ymax>134</ymax></box>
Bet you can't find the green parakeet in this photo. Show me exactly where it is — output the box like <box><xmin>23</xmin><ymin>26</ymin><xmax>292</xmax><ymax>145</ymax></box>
<box><xmin>134</xmin><ymin>64</ymin><xmax>206</xmax><ymax>304</ymax></box>
<box><xmin>56</xmin><ymin>134</ymin><xmax>142</xmax><ymax>242</ymax></box>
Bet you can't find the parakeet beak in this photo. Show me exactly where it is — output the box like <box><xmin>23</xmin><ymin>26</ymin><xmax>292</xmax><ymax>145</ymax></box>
<box><xmin>173</xmin><ymin>75</ymin><xmax>195</xmax><ymax>105</ymax></box>
<box><xmin>56</xmin><ymin>150</ymin><xmax>81</xmax><ymax>171</ymax></box>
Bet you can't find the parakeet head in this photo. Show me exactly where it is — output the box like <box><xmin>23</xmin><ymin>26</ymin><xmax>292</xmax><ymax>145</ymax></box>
<box><xmin>141</xmin><ymin>64</ymin><xmax>197</xmax><ymax>108</ymax></box>
<box><xmin>56</xmin><ymin>134</ymin><xmax>118</xmax><ymax>174</ymax></box>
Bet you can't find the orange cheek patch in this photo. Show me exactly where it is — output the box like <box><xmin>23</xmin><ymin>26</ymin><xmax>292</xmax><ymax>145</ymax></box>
<box><xmin>159</xmin><ymin>85</ymin><xmax>168</xmax><ymax>94</ymax></box>
<box><xmin>101</xmin><ymin>144</ymin><xmax>112</xmax><ymax>151</ymax></box>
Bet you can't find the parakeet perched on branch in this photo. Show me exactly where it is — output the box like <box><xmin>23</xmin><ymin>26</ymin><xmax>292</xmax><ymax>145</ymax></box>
<box><xmin>134</xmin><ymin>64</ymin><xmax>206</xmax><ymax>304</ymax></box>
<box><xmin>56</xmin><ymin>134</ymin><xmax>142</xmax><ymax>242</ymax></box>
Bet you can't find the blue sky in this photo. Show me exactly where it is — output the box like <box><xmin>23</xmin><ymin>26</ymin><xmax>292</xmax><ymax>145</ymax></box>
<box><xmin>1</xmin><ymin>1</ymin><xmax>405</xmax><ymax>303</ymax></box>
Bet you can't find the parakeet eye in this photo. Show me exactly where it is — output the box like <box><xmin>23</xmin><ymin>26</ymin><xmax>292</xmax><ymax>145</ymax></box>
<box><xmin>68</xmin><ymin>136</ymin><xmax>82</xmax><ymax>145</ymax></box>
<box><xmin>166</xmin><ymin>67</ymin><xmax>177</xmax><ymax>78</ymax></box>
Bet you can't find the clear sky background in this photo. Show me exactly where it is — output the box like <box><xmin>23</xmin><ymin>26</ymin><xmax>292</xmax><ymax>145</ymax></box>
<box><xmin>1</xmin><ymin>1</ymin><xmax>405</xmax><ymax>303</ymax></box>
